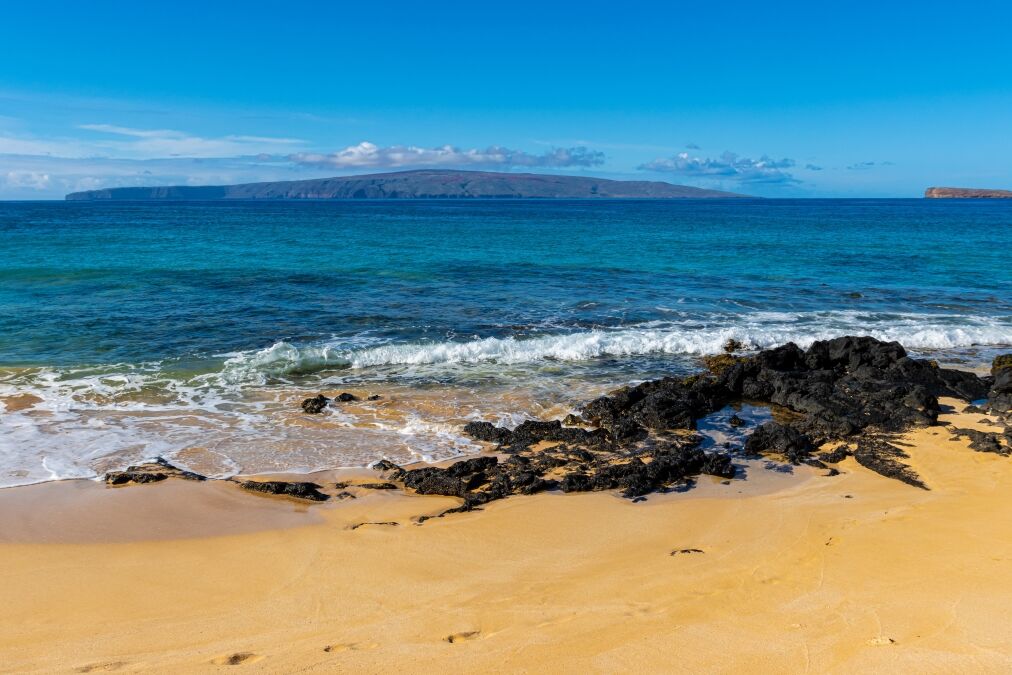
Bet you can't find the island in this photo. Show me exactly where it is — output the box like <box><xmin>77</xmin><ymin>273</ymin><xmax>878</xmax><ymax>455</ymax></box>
<box><xmin>65</xmin><ymin>169</ymin><xmax>748</xmax><ymax>201</ymax></box>
<box><xmin>924</xmin><ymin>186</ymin><xmax>1012</xmax><ymax>198</ymax></box>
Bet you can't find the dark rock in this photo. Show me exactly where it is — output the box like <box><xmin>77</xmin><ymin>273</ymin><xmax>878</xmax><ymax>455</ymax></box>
<box><xmin>367</xmin><ymin>394</ymin><xmax>382</xmax><ymax>401</ymax></box>
<box><xmin>724</xmin><ymin>338</ymin><xmax>744</xmax><ymax>353</ymax></box>
<box><xmin>611</xmin><ymin>417</ymin><xmax>648</xmax><ymax>442</ymax></box>
<box><xmin>744</xmin><ymin>422</ymin><xmax>814</xmax><ymax>464</ymax></box>
<box><xmin>728</xmin><ymin>414</ymin><xmax>744</xmax><ymax>427</ymax></box>
<box><xmin>372</xmin><ymin>459</ymin><xmax>402</xmax><ymax>475</ymax></box>
<box><xmin>399</xmin><ymin>456</ymin><xmax>499</xmax><ymax>497</ymax></box>
<box><xmin>371</xmin><ymin>336</ymin><xmax>995</xmax><ymax>512</ymax></box>
<box><xmin>301</xmin><ymin>394</ymin><xmax>330</xmax><ymax>414</ymax></box>
<box><xmin>462</xmin><ymin>421</ymin><xmax>512</xmax><ymax>444</ymax></box>
<box><xmin>105</xmin><ymin>457</ymin><xmax>206</xmax><ymax>485</ymax></box>
<box><xmin>359</xmin><ymin>482</ymin><xmax>399</xmax><ymax>490</ymax></box>
<box><xmin>987</xmin><ymin>354</ymin><xmax>1012</xmax><ymax>413</ymax></box>
<box><xmin>819</xmin><ymin>447</ymin><xmax>851</xmax><ymax>464</ymax></box>
<box><xmin>336</xmin><ymin>392</ymin><xmax>359</xmax><ymax>402</ymax></box>
<box><xmin>963</xmin><ymin>405</ymin><xmax>985</xmax><ymax>414</ymax></box>
<box><xmin>239</xmin><ymin>480</ymin><xmax>330</xmax><ymax>501</ymax></box>
<box><xmin>702</xmin><ymin>353</ymin><xmax>744</xmax><ymax>377</ymax></box>
<box><xmin>700</xmin><ymin>453</ymin><xmax>737</xmax><ymax>478</ymax></box>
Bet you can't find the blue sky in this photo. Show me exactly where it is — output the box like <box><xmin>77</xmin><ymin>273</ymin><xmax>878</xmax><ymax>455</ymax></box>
<box><xmin>2</xmin><ymin>0</ymin><xmax>1011</xmax><ymax>198</ymax></box>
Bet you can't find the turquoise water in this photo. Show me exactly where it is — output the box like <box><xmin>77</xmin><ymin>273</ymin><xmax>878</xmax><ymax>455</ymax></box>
<box><xmin>1</xmin><ymin>199</ymin><xmax>1010</xmax><ymax>486</ymax></box>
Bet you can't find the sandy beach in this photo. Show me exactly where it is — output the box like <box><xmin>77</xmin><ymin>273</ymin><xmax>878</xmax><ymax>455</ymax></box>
<box><xmin>1</xmin><ymin>400</ymin><xmax>1009</xmax><ymax>674</ymax></box>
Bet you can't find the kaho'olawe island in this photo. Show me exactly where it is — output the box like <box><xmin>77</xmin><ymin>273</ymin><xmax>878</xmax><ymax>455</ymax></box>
<box><xmin>66</xmin><ymin>169</ymin><xmax>748</xmax><ymax>200</ymax></box>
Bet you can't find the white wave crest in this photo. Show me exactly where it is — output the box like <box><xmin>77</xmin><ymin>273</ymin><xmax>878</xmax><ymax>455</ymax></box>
<box><xmin>220</xmin><ymin>312</ymin><xmax>1012</xmax><ymax>378</ymax></box>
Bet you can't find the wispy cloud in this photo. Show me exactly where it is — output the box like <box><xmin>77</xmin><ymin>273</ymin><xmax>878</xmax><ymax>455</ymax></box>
<box><xmin>685</xmin><ymin>142</ymin><xmax>701</xmax><ymax>150</ymax></box>
<box><xmin>3</xmin><ymin>170</ymin><xmax>51</xmax><ymax>190</ymax></box>
<box><xmin>805</xmin><ymin>163</ymin><xmax>824</xmax><ymax>171</ymax></box>
<box><xmin>289</xmin><ymin>142</ymin><xmax>605</xmax><ymax>169</ymax></box>
<box><xmin>638</xmin><ymin>151</ymin><xmax>798</xmax><ymax>184</ymax></box>
<box><xmin>0</xmin><ymin>153</ymin><xmax>305</xmax><ymax>199</ymax></box>
<box><xmin>76</xmin><ymin>124</ymin><xmax>306</xmax><ymax>158</ymax></box>
<box><xmin>846</xmin><ymin>160</ymin><xmax>894</xmax><ymax>170</ymax></box>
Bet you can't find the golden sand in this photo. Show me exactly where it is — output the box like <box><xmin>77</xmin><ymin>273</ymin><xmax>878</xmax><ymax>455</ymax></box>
<box><xmin>0</xmin><ymin>401</ymin><xmax>1010</xmax><ymax>673</ymax></box>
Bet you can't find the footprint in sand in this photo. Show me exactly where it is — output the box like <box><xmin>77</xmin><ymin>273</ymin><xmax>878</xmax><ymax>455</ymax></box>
<box><xmin>323</xmin><ymin>642</ymin><xmax>378</xmax><ymax>653</ymax></box>
<box><xmin>348</xmin><ymin>521</ymin><xmax>400</xmax><ymax>530</ymax></box>
<box><xmin>211</xmin><ymin>652</ymin><xmax>265</xmax><ymax>666</ymax></box>
<box><xmin>445</xmin><ymin>630</ymin><xmax>481</xmax><ymax>644</ymax></box>
<box><xmin>76</xmin><ymin>663</ymin><xmax>129</xmax><ymax>673</ymax></box>
<box><xmin>669</xmin><ymin>548</ymin><xmax>705</xmax><ymax>556</ymax></box>
<box><xmin>867</xmin><ymin>637</ymin><xmax>896</xmax><ymax>646</ymax></box>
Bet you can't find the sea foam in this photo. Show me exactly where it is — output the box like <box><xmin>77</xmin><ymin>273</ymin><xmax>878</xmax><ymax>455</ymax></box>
<box><xmin>219</xmin><ymin>311</ymin><xmax>1012</xmax><ymax>381</ymax></box>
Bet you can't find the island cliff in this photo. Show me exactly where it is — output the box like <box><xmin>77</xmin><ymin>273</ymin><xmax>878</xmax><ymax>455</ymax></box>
<box><xmin>924</xmin><ymin>187</ymin><xmax>1012</xmax><ymax>198</ymax></box>
<box><xmin>65</xmin><ymin>169</ymin><xmax>748</xmax><ymax>201</ymax></box>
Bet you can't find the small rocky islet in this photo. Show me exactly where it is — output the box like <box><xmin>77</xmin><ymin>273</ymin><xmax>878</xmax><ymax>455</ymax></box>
<box><xmin>106</xmin><ymin>336</ymin><xmax>1012</xmax><ymax>516</ymax></box>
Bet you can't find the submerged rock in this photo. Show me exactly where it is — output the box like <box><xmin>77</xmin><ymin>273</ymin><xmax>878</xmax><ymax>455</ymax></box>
<box><xmin>301</xmin><ymin>392</ymin><xmax>364</xmax><ymax>412</ymax></box>
<box><xmin>301</xmin><ymin>394</ymin><xmax>330</xmax><ymax>414</ymax></box>
<box><xmin>105</xmin><ymin>458</ymin><xmax>206</xmax><ymax>485</ymax></box>
<box><xmin>238</xmin><ymin>480</ymin><xmax>330</xmax><ymax>501</ymax></box>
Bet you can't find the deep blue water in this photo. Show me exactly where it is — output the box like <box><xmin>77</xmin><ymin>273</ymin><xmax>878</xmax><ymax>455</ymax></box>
<box><xmin>0</xmin><ymin>199</ymin><xmax>1009</xmax><ymax>486</ymax></box>
<box><xmin>2</xmin><ymin>199</ymin><xmax>1009</xmax><ymax>367</ymax></box>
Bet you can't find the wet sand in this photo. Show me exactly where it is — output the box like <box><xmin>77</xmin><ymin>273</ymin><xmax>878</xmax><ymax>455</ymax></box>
<box><xmin>0</xmin><ymin>402</ymin><xmax>1010</xmax><ymax>673</ymax></box>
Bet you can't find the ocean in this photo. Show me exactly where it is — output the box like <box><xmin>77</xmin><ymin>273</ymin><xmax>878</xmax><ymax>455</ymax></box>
<box><xmin>1</xmin><ymin>198</ymin><xmax>1009</xmax><ymax>487</ymax></box>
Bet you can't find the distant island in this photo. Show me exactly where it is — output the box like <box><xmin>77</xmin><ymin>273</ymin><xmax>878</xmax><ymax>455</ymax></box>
<box><xmin>65</xmin><ymin>169</ymin><xmax>748</xmax><ymax>201</ymax></box>
<box><xmin>925</xmin><ymin>187</ymin><xmax>1012</xmax><ymax>198</ymax></box>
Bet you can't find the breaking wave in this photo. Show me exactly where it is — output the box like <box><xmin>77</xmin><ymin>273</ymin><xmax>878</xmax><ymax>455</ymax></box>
<box><xmin>2</xmin><ymin>310</ymin><xmax>1009</xmax><ymax>488</ymax></box>
<box><xmin>220</xmin><ymin>311</ymin><xmax>1012</xmax><ymax>382</ymax></box>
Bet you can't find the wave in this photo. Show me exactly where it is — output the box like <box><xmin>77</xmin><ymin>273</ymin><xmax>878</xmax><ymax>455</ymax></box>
<box><xmin>220</xmin><ymin>311</ymin><xmax>1012</xmax><ymax>381</ymax></box>
<box><xmin>3</xmin><ymin>310</ymin><xmax>1010</xmax><ymax>489</ymax></box>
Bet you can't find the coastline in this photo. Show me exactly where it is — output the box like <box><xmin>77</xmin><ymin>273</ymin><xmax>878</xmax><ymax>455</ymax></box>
<box><xmin>1</xmin><ymin>401</ymin><xmax>1010</xmax><ymax>672</ymax></box>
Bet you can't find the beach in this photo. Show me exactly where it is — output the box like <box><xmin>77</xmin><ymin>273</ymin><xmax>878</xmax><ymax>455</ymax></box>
<box><xmin>1</xmin><ymin>400</ymin><xmax>1010</xmax><ymax>673</ymax></box>
<box><xmin>1</xmin><ymin>200</ymin><xmax>1010</xmax><ymax>673</ymax></box>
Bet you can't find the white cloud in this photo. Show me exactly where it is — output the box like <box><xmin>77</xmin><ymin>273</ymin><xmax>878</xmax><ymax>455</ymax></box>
<box><xmin>3</xmin><ymin>170</ymin><xmax>51</xmax><ymax>190</ymax></box>
<box><xmin>639</xmin><ymin>151</ymin><xmax>797</xmax><ymax>184</ymax></box>
<box><xmin>289</xmin><ymin>141</ymin><xmax>605</xmax><ymax>169</ymax></box>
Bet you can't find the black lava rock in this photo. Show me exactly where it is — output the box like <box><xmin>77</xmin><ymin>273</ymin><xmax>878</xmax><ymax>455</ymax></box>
<box><xmin>239</xmin><ymin>480</ymin><xmax>330</xmax><ymax>501</ymax></box>
<box><xmin>744</xmin><ymin>422</ymin><xmax>814</xmax><ymax>464</ymax></box>
<box><xmin>301</xmin><ymin>394</ymin><xmax>330</xmax><ymax>414</ymax></box>
<box><xmin>105</xmin><ymin>457</ymin><xmax>206</xmax><ymax>485</ymax></box>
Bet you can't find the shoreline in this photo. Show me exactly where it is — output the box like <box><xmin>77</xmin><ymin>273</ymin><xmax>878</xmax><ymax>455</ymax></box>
<box><xmin>0</xmin><ymin>346</ymin><xmax>1002</xmax><ymax>492</ymax></box>
<box><xmin>1</xmin><ymin>336</ymin><xmax>1010</xmax><ymax>671</ymax></box>
<box><xmin>0</xmin><ymin>402</ymin><xmax>1009</xmax><ymax>672</ymax></box>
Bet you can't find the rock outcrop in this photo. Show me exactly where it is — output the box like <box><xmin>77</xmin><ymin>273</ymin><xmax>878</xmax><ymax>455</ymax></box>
<box><xmin>925</xmin><ymin>187</ymin><xmax>1012</xmax><ymax>198</ymax></box>
<box><xmin>105</xmin><ymin>458</ymin><xmax>206</xmax><ymax>485</ymax></box>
